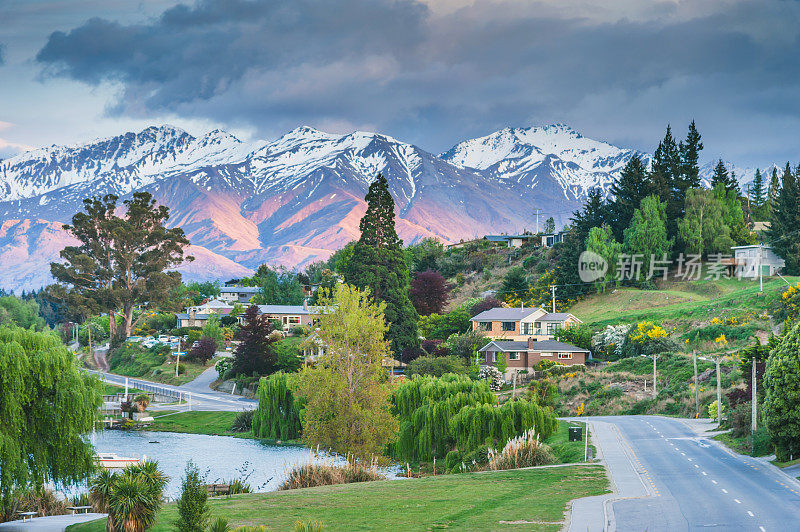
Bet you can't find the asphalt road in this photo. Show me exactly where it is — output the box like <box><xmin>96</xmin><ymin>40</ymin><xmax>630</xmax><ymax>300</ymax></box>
<box><xmin>89</xmin><ymin>369</ymin><xmax>257</xmax><ymax>411</ymax></box>
<box><xmin>577</xmin><ymin>415</ymin><xmax>800</xmax><ymax>531</ymax></box>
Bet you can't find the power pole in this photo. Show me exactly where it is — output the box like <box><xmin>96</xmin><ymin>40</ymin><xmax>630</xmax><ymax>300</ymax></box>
<box><xmin>652</xmin><ymin>354</ymin><xmax>658</xmax><ymax>397</ymax></box>
<box><xmin>693</xmin><ymin>350</ymin><xmax>699</xmax><ymax>417</ymax></box>
<box><xmin>759</xmin><ymin>245</ymin><xmax>763</xmax><ymax>293</ymax></box>
<box><xmin>751</xmin><ymin>357</ymin><xmax>757</xmax><ymax>433</ymax></box>
<box><xmin>533</xmin><ymin>207</ymin><xmax>542</xmax><ymax>234</ymax></box>
<box><xmin>550</xmin><ymin>285</ymin><xmax>556</xmax><ymax>313</ymax></box>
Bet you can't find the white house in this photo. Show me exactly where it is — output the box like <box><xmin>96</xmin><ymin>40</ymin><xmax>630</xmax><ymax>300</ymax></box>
<box><xmin>732</xmin><ymin>244</ymin><xmax>785</xmax><ymax>278</ymax></box>
<box><xmin>219</xmin><ymin>286</ymin><xmax>260</xmax><ymax>304</ymax></box>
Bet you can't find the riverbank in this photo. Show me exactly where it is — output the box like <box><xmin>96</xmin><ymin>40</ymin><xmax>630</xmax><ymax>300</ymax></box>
<box><xmin>68</xmin><ymin>464</ymin><xmax>609</xmax><ymax>531</ymax></box>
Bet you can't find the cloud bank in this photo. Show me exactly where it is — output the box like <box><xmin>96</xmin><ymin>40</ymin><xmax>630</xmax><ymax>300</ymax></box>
<box><xmin>32</xmin><ymin>0</ymin><xmax>800</xmax><ymax>162</ymax></box>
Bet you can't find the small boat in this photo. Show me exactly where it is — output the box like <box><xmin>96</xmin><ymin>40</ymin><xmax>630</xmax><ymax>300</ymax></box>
<box><xmin>95</xmin><ymin>453</ymin><xmax>140</xmax><ymax>469</ymax></box>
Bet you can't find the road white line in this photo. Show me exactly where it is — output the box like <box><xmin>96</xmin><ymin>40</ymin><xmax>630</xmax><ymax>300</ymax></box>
<box><xmin>748</xmin><ymin>511</ymin><xmax>754</xmax><ymax>517</ymax></box>
<box><xmin>722</xmin><ymin>489</ymin><xmax>728</xmax><ymax>493</ymax></box>
<box><xmin>681</xmin><ymin>452</ymin><xmax>686</xmax><ymax>456</ymax></box>
<box><xmin>711</xmin><ymin>480</ymin><xmax>717</xmax><ymax>484</ymax></box>
<box><xmin>702</xmin><ymin>471</ymin><xmax>707</xmax><ymax>476</ymax></box>
<box><xmin>734</xmin><ymin>499</ymin><xmax>741</xmax><ymax>504</ymax></box>
<box><xmin>688</xmin><ymin>458</ymin><xmax>693</xmax><ymax>461</ymax></box>
<box><xmin>760</xmin><ymin>526</ymin><xmax>766</xmax><ymax>531</ymax></box>
<box><xmin>694</xmin><ymin>464</ymin><xmax>699</xmax><ymax>468</ymax></box>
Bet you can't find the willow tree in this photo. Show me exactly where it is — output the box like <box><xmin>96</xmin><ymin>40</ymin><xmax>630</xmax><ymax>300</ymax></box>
<box><xmin>0</xmin><ymin>326</ymin><xmax>101</xmax><ymax>507</ymax></box>
<box><xmin>298</xmin><ymin>284</ymin><xmax>398</xmax><ymax>459</ymax></box>
<box><xmin>252</xmin><ymin>372</ymin><xmax>304</xmax><ymax>440</ymax></box>
<box><xmin>51</xmin><ymin>192</ymin><xmax>191</xmax><ymax>341</ymax></box>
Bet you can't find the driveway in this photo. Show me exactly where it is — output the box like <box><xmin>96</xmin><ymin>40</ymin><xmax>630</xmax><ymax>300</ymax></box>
<box><xmin>569</xmin><ymin>415</ymin><xmax>800</xmax><ymax>531</ymax></box>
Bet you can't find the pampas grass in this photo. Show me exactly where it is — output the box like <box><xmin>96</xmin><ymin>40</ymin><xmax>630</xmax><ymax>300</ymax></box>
<box><xmin>279</xmin><ymin>455</ymin><xmax>386</xmax><ymax>491</ymax></box>
<box><xmin>487</xmin><ymin>429</ymin><xmax>556</xmax><ymax>470</ymax></box>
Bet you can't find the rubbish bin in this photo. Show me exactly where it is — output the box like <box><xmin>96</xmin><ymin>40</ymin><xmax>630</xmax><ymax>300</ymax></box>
<box><xmin>568</xmin><ymin>426</ymin><xmax>583</xmax><ymax>442</ymax></box>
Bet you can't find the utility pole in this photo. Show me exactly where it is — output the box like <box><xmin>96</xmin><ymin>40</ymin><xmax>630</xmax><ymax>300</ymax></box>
<box><xmin>751</xmin><ymin>356</ymin><xmax>758</xmax><ymax>433</ymax></box>
<box><xmin>550</xmin><ymin>285</ymin><xmax>556</xmax><ymax>313</ymax></box>
<box><xmin>693</xmin><ymin>350</ymin><xmax>699</xmax><ymax>417</ymax></box>
<box><xmin>533</xmin><ymin>207</ymin><xmax>542</xmax><ymax>234</ymax></box>
<box><xmin>759</xmin><ymin>245</ymin><xmax>763</xmax><ymax>293</ymax></box>
<box><xmin>652</xmin><ymin>354</ymin><xmax>658</xmax><ymax>397</ymax></box>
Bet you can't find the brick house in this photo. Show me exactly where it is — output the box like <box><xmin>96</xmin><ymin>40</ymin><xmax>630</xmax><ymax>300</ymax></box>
<box><xmin>470</xmin><ymin>307</ymin><xmax>581</xmax><ymax>342</ymax></box>
<box><xmin>479</xmin><ymin>338</ymin><xmax>589</xmax><ymax>379</ymax></box>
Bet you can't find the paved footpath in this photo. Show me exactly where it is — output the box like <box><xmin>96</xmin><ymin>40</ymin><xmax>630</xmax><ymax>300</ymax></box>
<box><xmin>568</xmin><ymin>415</ymin><xmax>800</xmax><ymax>532</ymax></box>
<box><xmin>0</xmin><ymin>513</ymin><xmax>106</xmax><ymax>531</ymax></box>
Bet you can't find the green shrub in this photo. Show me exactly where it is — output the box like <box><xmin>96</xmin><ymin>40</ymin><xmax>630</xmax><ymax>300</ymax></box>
<box><xmin>231</xmin><ymin>410</ymin><xmax>253</xmax><ymax>433</ymax></box>
<box><xmin>730</xmin><ymin>402</ymin><xmax>751</xmax><ymax>438</ymax></box>
<box><xmin>444</xmin><ymin>450</ymin><xmax>461</xmax><ymax>470</ymax></box>
<box><xmin>406</xmin><ymin>355</ymin><xmax>467</xmax><ymax>377</ymax></box>
<box><xmin>175</xmin><ymin>461</ymin><xmax>209</xmax><ymax>532</ymax></box>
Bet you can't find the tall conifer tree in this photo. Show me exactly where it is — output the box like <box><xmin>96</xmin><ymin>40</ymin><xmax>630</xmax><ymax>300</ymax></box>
<box><xmin>608</xmin><ymin>155</ymin><xmax>650</xmax><ymax>241</ymax></box>
<box><xmin>766</xmin><ymin>163</ymin><xmax>800</xmax><ymax>274</ymax></box>
<box><xmin>749</xmin><ymin>169</ymin><xmax>766</xmax><ymax>219</ymax></box>
<box><xmin>345</xmin><ymin>174</ymin><xmax>419</xmax><ymax>358</ymax></box>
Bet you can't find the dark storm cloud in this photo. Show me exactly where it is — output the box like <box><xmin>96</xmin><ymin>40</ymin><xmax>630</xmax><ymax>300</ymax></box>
<box><xmin>33</xmin><ymin>0</ymin><xmax>800</xmax><ymax>159</ymax></box>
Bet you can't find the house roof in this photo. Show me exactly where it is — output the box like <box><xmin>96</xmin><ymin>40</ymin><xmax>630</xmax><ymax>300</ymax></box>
<box><xmin>220</xmin><ymin>286</ymin><xmax>260</xmax><ymax>294</ymax></box>
<box><xmin>470</xmin><ymin>307</ymin><xmax>543</xmax><ymax>321</ymax></box>
<box><xmin>257</xmin><ymin>304</ymin><xmax>310</xmax><ymax>315</ymax></box>
<box><xmin>479</xmin><ymin>340</ymin><xmax>589</xmax><ymax>353</ymax></box>
<box><xmin>176</xmin><ymin>313</ymin><xmax>212</xmax><ymax>320</ymax></box>
<box><xmin>731</xmin><ymin>244</ymin><xmax>773</xmax><ymax>250</ymax></box>
<box><xmin>198</xmin><ymin>299</ymin><xmax>233</xmax><ymax>309</ymax></box>
<box><xmin>484</xmin><ymin>234</ymin><xmax>536</xmax><ymax>242</ymax></box>
<box><xmin>539</xmin><ymin>312</ymin><xmax>578</xmax><ymax>322</ymax></box>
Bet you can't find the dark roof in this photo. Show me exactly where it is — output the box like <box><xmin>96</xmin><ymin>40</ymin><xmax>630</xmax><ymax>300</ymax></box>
<box><xmin>257</xmin><ymin>305</ymin><xmax>310</xmax><ymax>315</ymax></box>
<box><xmin>470</xmin><ymin>307</ymin><xmax>543</xmax><ymax>321</ymax></box>
<box><xmin>484</xmin><ymin>234</ymin><xmax>536</xmax><ymax>242</ymax></box>
<box><xmin>479</xmin><ymin>340</ymin><xmax>589</xmax><ymax>353</ymax></box>
<box><xmin>220</xmin><ymin>286</ymin><xmax>260</xmax><ymax>293</ymax></box>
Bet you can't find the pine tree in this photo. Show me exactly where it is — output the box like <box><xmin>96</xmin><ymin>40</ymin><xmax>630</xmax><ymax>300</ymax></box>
<box><xmin>710</xmin><ymin>159</ymin><xmax>739</xmax><ymax>193</ymax></box>
<box><xmin>650</xmin><ymin>125</ymin><xmax>684</xmax><ymax>244</ymax></box>
<box><xmin>749</xmin><ymin>168</ymin><xmax>766</xmax><ymax>220</ymax></box>
<box><xmin>679</xmin><ymin>120</ymin><xmax>703</xmax><ymax>189</ymax></box>
<box><xmin>553</xmin><ymin>189</ymin><xmax>608</xmax><ymax>301</ymax></box>
<box><xmin>344</xmin><ymin>174</ymin><xmax>419</xmax><ymax>358</ymax></box>
<box><xmin>768</xmin><ymin>167</ymin><xmax>781</xmax><ymax>212</ymax></box>
<box><xmin>766</xmin><ymin>163</ymin><xmax>800</xmax><ymax>274</ymax></box>
<box><xmin>608</xmin><ymin>155</ymin><xmax>651</xmax><ymax>241</ymax></box>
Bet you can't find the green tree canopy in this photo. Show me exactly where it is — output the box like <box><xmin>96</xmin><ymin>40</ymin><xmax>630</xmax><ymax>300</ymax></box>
<box><xmin>766</xmin><ymin>163</ymin><xmax>800</xmax><ymax>274</ymax></box>
<box><xmin>623</xmin><ymin>195</ymin><xmax>672</xmax><ymax>279</ymax></box>
<box><xmin>50</xmin><ymin>192</ymin><xmax>191</xmax><ymax>341</ymax></box>
<box><xmin>0</xmin><ymin>296</ymin><xmax>46</xmax><ymax>330</ymax></box>
<box><xmin>0</xmin><ymin>326</ymin><xmax>101</xmax><ymax>506</ymax></box>
<box><xmin>749</xmin><ymin>168</ymin><xmax>767</xmax><ymax>220</ymax></box>
<box><xmin>608</xmin><ymin>155</ymin><xmax>651</xmax><ymax>241</ymax></box>
<box><xmin>678</xmin><ymin>188</ymin><xmax>734</xmax><ymax>258</ymax></box>
<box><xmin>710</xmin><ymin>159</ymin><xmax>739</xmax><ymax>192</ymax></box>
<box><xmin>500</xmin><ymin>267</ymin><xmax>529</xmax><ymax>303</ymax></box>
<box><xmin>712</xmin><ymin>183</ymin><xmax>754</xmax><ymax>245</ymax></box>
<box><xmin>764</xmin><ymin>322</ymin><xmax>800</xmax><ymax>461</ymax></box>
<box><xmin>251</xmin><ymin>265</ymin><xmax>305</xmax><ymax>306</ymax></box>
<box><xmin>344</xmin><ymin>174</ymin><xmax>419</xmax><ymax>358</ymax></box>
<box><xmin>585</xmin><ymin>225</ymin><xmax>621</xmax><ymax>292</ymax></box>
<box><xmin>231</xmin><ymin>305</ymin><xmax>280</xmax><ymax>376</ymax></box>
<box><xmin>299</xmin><ymin>284</ymin><xmax>399</xmax><ymax>459</ymax></box>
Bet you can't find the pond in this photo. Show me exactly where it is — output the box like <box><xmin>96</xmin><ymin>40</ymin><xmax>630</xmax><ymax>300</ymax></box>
<box><xmin>92</xmin><ymin>430</ymin><xmax>390</xmax><ymax>498</ymax></box>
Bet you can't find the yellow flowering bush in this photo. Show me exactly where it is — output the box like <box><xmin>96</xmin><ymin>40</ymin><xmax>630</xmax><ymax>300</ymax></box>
<box><xmin>710</xmin><ymin>316</ymin><xmax>739</xmax><ymax>326</ymax></box>
<box><xmin>630</xmin><ymin>321</ymin><xmax>668</xmax><ymax>344</ymax></box>
<box><xmin>776</xmin><ymin>282</ymin><xmax>800</xmax><ymax>322</ymax></box>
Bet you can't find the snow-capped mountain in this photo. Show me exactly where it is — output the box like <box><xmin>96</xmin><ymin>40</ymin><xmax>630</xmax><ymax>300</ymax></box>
<box><xmin>0</xmin><ymin>123</ymin><xmax>646</xmax><ymax>292</ymax></box>
<box><xmin>698</xmin><ymin>160</ymin><xmax>781</xmax><ymax>191</ymax></box>
<box><xmin>442</xmin><ymin>124</ymin><xmax>650</xmax><ymax>202</ymax></box>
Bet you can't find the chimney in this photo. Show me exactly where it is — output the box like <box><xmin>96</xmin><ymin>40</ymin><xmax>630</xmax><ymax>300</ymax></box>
<box><xmin>303</xmin><ymin>299</ymin><xmax>308</xmax><ymax>311</ymax></box>
<box><xmin>527</xmin><ymin>336</ymin><xmax>534</xmax><ymax>350</ymax></box>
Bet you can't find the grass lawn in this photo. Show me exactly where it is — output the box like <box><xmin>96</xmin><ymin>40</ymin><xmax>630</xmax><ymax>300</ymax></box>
<box><xmin>146</xmin><ymin>410</ymin><xmax>247</xmax><ymax>437</ymax></box>
<box><xmin>68</xmin><ymin>464</ymin><xmax>609</xmax><ymax>531</ymax></box>
<box><xmin>147</xmin><ymin>358</ymin><xmax>213</xmax><ymax>386</ymax></box>
<box><xmin>570</xmin><ymin>276</ymin><xmax>797</xmax><ymax>328</ymax></box>
<box><xmin>713</xmin><ymin>432</ymin><xmax>751</xmax><ymax>455</ymax></box>
<box><xmin>547</xmin><ymin>420</ymin><xmax>595</xmax><ymax>463</ymax></box>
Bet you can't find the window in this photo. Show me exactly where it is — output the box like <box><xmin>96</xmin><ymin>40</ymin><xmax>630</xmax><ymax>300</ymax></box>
<box><xmin>491</xmin><ymin>353</ymin><xmax>497</xmax><ymax>363</ymax></box>
<box><xmin>558</xmin><ymin>352</ymin><xmax>573</xmax><ymax>360</ymax></box>
<box><xmin>509</xmin><ymin>352</ymin><xmax>520</xmax><ymax>360</ymax></box>
<box><xmin>502</xmin><ymin>321</ymin><xmax>516</xmax><ymax>332</ymax></box>
<box><xmin>521</xmin><ymin>323</ymin><xmax>532</xmax><ymax>335</ymax></box>
<box><xmin>479</xmin><ymin>322</ymin><xmax>492</xmax><ymax>331</ymax></box>
<box><xmin>547</xmin><ymin>322</ymin><xmax>562</xmax><ymax>334</ymax></box>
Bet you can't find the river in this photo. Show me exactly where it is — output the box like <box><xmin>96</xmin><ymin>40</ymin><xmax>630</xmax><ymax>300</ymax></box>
<box><xmin>93</xmin><ymin>430</ymin><xmax>350</xmax><ymax>498</ymax></box>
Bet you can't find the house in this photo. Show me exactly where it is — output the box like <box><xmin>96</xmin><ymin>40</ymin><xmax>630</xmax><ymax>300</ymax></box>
<box><xmin>484</xmin><ymin>234</ymin><xmax>537</xmax><ymax>248</ymax></box>
<box><xmin>470</xmin><ymin>307</ymin><xmax>581</xmax><ymax>342</ymax></box>
<box><xmin>479</xmin><ymin>337</ymin><xmax>589</xmax><ymax>379</ymax></box>
<box><xmin>256</xmin><ymin>303</ymin><xmax>316</xmax><ymax>328</ymax></box>
<box><xmin>219</xmin><ymin>285</ymin><xmax>260</xmax><ymax>304</ymax></box>
<box><xmin>540</xmin><ymin>231</ymin><xmax>565</xmax><ymax>248</ymax></box>
<box><xmin>175</xmin><ymin>299</ymin><xmax>233</xmax><ymax>328</ymax></box>
<box><xmin>731</xmin><ymin>244</ymin><xmax>786</xmax><ymax>278</ymax></box>
<box><xmin>301</xmin><ymin>330</ymin><xmax>407</xmax><ymax>373</ymax></box>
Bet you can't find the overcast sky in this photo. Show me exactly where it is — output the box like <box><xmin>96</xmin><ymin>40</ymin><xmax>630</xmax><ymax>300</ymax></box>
<box><xmin>2</xmin><ymin>0</ymin><xmax>800</xmax><ymax>167</ymax></box>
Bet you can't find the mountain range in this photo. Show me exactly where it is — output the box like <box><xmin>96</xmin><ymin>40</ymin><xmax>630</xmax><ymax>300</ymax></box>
<box><xmin>0</xmin><ymin>123</ymin><xmax>751</xmax><ymax>292</ymax></box>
